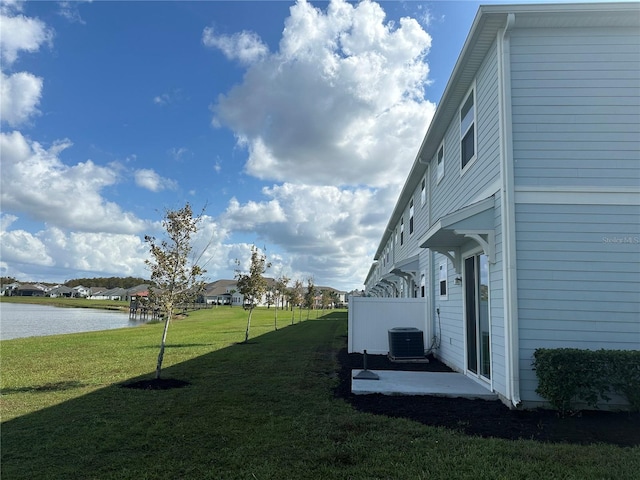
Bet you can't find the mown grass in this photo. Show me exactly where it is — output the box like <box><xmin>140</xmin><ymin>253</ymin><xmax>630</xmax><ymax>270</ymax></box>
<box><xmin>1</xmin><ymin>308</ymin><xmax>638</xmax><ymax>479</ymax></box>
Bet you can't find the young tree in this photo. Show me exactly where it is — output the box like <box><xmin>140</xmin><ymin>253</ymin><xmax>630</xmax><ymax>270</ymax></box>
<box><xmin>274</xmin><ymin>274</ymin><xmax>290</xmax><ymax>331</ymax></box>
<box><xmin>320</xmin><ymin>289</ymin><xmax>332</xmax><ymax>312</ymax></box>
<box><xmin>329</xmin><ymin>290</ymin><xmax>340</xmax><ymax>309</ymax></box>
<box><xmin>235</xmin><ymin>246</ymin><xmax>271</xmax><ymax>343</ymax></box>
<box><xmin>290</xmin><ymin>279</ymin><xmax>303</xmax><ymax>324</ymax></box>
<box><xmin>145</xmin><ymin>203</ymin><xmax>206</xmax><ymax>380</ymax></box>
<box><xmin>305</xmin><ymin>277</ymin><xmax>316</xmax><ymax>321</ymax></box>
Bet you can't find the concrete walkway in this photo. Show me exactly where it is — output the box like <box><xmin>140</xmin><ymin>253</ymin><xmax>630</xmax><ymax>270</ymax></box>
<box><xmin>352</xmin><ymin>369</ymin><xmax>498</xmax><ymax>400</ymax></box>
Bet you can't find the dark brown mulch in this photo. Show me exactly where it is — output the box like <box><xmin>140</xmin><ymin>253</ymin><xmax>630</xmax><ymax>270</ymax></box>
<box><xmin>121</xmin><ymin>378</ymin><xmax>190</xmax><ymax>390</ymax></box>
<box><xmin>335</xmin><ymin>349</ymin><xmax>640</xmax><ymax>447</ymax></box>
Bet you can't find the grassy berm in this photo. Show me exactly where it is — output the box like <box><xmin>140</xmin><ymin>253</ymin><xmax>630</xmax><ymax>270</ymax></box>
<box><xmin>1</xmin><ymin>307</ymin><xmax>638</xmax><ymax>479</ymax></box>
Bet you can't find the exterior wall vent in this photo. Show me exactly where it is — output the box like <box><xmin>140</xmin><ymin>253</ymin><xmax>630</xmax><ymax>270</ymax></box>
<box><xmin>388</xmin><ymin>327</ymin><xmax>425</xmax><ymax>360</ymax></box>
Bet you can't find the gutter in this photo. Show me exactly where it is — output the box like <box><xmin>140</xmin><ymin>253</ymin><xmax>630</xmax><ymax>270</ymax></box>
<box><xmin>498</xmin><ymin>13</ymin><xmax>521</xmax><ymax>408</ymax></box>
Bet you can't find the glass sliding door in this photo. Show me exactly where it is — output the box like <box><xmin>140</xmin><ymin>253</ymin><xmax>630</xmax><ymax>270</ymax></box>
<box><xmin>464</xmin><ymin>254</ymin><xmax>490</xmax><ymax>379</ymax></box>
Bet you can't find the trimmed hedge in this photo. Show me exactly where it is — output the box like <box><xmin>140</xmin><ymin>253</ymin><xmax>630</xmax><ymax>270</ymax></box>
<box><xmin>532</xmin><ymin>348</ymin><xmax>640</xmax><ymax>414</ymax></box>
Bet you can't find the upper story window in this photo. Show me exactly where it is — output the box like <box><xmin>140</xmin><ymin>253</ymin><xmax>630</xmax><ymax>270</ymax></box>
<box><xmin>460</xmin><ymin>87</ymin><xmax>476</xmax><ymax>171</ymax></box>
<box><xmin>400</xmin><ymin>218</ymin><xmax>404</xmax><ymax>246</ymax></box>
<box><xmin>409</xmin><ymin>199</ymin><xmax>414</xmax><ymax>235</ymax></box>
<box><xmin>420</xmin><ymin>177</ymin><xmax>426</xmax><ymax>206</ymax></box>
<box><xmin>437</xmin><ymin>143</ymin><xmax>444</xmax><ymax>183</ymax></box>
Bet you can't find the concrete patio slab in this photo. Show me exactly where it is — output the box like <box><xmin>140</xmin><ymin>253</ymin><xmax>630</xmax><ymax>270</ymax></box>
<box><xmin>352</xmin><ymin>369</ymin><xmax>498</xmax><ymax>400</ymax></box>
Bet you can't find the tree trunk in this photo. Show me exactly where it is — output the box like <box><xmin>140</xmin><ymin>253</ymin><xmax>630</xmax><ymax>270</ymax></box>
<box><xmin>274</xmin><ymin>303</ymin><xmax>278</xmax><ymax>331</ymax></box>
<box><xmin>155</xmin><ymin>311</ymin><xmax>172</xmax><ymax>379</ymax></box>
<box><xmin>244</xmin><ymin>308</ymin><xmax>253</xmax><ymax>343</ymax></box>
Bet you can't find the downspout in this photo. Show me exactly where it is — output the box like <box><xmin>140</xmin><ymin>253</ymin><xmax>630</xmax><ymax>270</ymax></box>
<box><xmin>498</xmin><ymin>13</ymin><xmax>521</xmax><ymax>408</ymax></box>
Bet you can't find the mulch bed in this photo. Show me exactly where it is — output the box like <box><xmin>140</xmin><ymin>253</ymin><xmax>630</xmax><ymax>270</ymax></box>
<box><xmin>335</xmin><ymin>349</ymin><xmax>640</xmax><ymax>446</ymax></box>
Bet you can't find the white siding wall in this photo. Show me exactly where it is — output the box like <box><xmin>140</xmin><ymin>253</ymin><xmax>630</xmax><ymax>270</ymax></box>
<box><xmin>430</xmin><ymin>42</ymin><xmax>502</xmax><ymax>223</ymax></box>
<box><xmin>510</xmin><ymin>26</ymin><xmax>640</xmax><ymax>405</ymax></box>
<box><xmin>428</xmin><ymin>41</ymin><xmax>505</xmax><ymax>381</ymax></box>
<box><xmin>511</xmin><ymin>27</ymin><xmax>640</xmax><ymax>188</ymax></box>
<box><xmin>515</xmin><ymin>203</ymin><xmax>640</xmax><ymax>404</ymax></box>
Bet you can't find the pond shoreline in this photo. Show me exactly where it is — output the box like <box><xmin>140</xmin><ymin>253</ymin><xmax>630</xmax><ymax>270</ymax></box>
<box><xmin>0</xmin><ymin>302</ymin><xmax>144</xmax><ymax>341</ymax></box>
<box><xmin>0</xmin><ymin>296</ymin><xmax>130</xmax><ymax>312</ymax></box>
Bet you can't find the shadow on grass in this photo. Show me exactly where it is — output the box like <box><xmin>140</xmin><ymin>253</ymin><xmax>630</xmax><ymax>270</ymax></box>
<box><xmin>1</xmin><ymin>317</ymin><xmax>346</xmax><ymax>479</ymax></box>
<box><xmin>2</xmin><ymin>380</ymin><xmax>88</xmax><ymax>394</ymax></box>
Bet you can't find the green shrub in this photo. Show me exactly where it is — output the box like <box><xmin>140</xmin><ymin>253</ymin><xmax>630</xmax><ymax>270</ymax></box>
<box><xmin>532</xmin><ymin>348</ymin><xmax>640</xmax><ymax>414</ymax></box>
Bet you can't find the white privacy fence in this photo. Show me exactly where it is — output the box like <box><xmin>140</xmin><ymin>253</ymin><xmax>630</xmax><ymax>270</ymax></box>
<box><xmin>348</xmin><ymin>297</ymin><xmax>429</xmax><ymax>354</ymax></box>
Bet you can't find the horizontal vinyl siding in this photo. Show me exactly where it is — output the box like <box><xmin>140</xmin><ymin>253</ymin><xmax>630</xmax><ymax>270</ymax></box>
<box><xmin>430</xmin><ymin>41</ymin><xmax>501</xmax><ymax>224</ymax></box>
<box><xmin>510</xmin><ymin>27</ymin><xmax>640</xmax><ymax>188</ymax></box>
<box><xmin>433</xmin><ymin>251</ymin><xmax>465</xmax><ymax>372</ymax></box>
<box><xmin>429</xmin><ymin>42</ymin><xmax>503</xmax><ymax>382</ymax></box>
<box><xmin>515</xmin><ymin>203</ymin><xmax>640</xmax><ymax>404</ymax></box>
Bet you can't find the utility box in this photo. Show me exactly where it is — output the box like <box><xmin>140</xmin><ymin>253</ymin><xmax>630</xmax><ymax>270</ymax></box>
<box><xmin>388</xmin><ymin>327</ymin><xmax>424</xmax><ymax>360</ymax></box>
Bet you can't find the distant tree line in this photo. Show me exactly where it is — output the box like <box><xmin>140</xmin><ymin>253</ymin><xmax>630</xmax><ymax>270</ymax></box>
<box><xmin>65</xmin><ymin>277</ymin><xmax>150</xmax><ymax>289</ymax></box>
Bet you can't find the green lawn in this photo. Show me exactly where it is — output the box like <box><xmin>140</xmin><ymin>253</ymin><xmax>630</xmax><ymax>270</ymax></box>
<box><xmin>1</xmin><ymin>307</ymin><xmax>638</xmax><ymax>479</ymax></box>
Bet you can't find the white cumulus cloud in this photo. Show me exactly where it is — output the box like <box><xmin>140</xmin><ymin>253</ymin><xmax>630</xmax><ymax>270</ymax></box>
<box><xmin>218</xmin><ymin>182</ymin><xmax>394</xmax><ymax>288</ymax></box>
<box><xmin>0</xmin><ymin>130</ymin><xmax>147</xmax><ymax>234</ymax></box>
<box><xmin>134</xmin><ymin>168</ymin><xmax>178</xmax><ymax>192</ymax></box>
<box><xmin>0</xmin><ymin>69</ymin><xmax>43</xmax><ymax>126</ymax></box>
<box><xmin>203</xmin><ymin>26</ymin><xmax>269</xmax><ymax>65</ymax></box>
<box><xmin>0</xmin><ymin>7</ymin><xmax>53</xmax><ymax>66</ymax></box>
<box><xmin>0</xmin><ymin>214</ymin><xmax>54</xmax><ymax>267</ymax></box>
<box><xmin>209</xmin><ymin>0</ymin><xmax>434</xmax><ymax>189</ymax></box>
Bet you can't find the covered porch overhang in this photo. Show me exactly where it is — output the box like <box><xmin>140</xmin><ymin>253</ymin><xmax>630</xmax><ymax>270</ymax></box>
<box><xmin>389</xmin><ymin>253</ymin><xmax>420</xmax><ymax>285</ymax></box>
<box><xmin>419</xmin><ymin>196</ymin><xmax>496</xmax><ymax>273</ymax></box>
<box><xmin>375</xmin><ymin>254</ymin><xmax>420</xmax><ymax>297</ymax></box>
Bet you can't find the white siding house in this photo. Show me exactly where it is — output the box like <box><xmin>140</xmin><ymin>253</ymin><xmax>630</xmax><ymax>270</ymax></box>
<box><xmin>359</xmin><ymin>2</ymin><xmax>639</xmax><ymax>409</ymax></box>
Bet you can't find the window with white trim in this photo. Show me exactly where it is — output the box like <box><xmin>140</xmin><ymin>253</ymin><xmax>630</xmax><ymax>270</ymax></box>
<box><xmin>439</xmin><ymin>262</ymin><xmax>448</xmax><ymax>299</ymax></box>
<box><xmin>421</xmin><ymin>177</ymin><xmax>426</xmax><ymax>206</ymax></box>
<box><xmin>437</xmin><ymin>143</ymin><xmax>444</xmax><ymax>183</ymax></box>
<box><xmin>460</xmin><ymin>88</ymin><xmax>476</xmax><ymax>171</ymax></box>
<box><xmin>400</xmin><ymin>218</ymin><xmax>404</xmax><ymax>246</ymax></box>
<box><xmin>409</xmin><ymin>199</ymin><xmax>414</xmax><ymax>235</ymax></box>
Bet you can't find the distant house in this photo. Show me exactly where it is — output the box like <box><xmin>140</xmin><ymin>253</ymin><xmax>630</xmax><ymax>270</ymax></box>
<box><xmin>88</xmin><ymin>286</ymin><xmax>108</xmax><ymax>297</ymax></box>
<box><xmin>1</xmin><ymin>282</ymin><xmax>20</xmax><ymax>296</ymax></box>
<box><xmin>72</xmin><ymin>285</ymin><xmax>90</xmax><ymax>298</ymax></box>
<box><xmin>48</xmin><ymin>286</ymin><xmax>74</xmax><ymax>298</ymax></box>
<box><xmin>202</xmin><ymin>279</ymin><xmax>278</xmax><ymax>307</ymax></box>
<box><xmin>202</xmin><ymin>279</ymin><xmax>239</xmax><ymax>305</ymax></box>
<box><xmin>15</xmin><ymin>284</ymin><xmax>46</xmax><ymax>297</ymax></box>
<box><xmin>355</xmin><ymin>2</ymin><xmax>639</xmax><ymax>409</ymax></box>
<box><xmin>125</xmin><ymin>284</ymin><xmax>151</xmax><ymax>302</ymax></box>
<box><xmin>91</xmin><ymin>287</ymin><xmax>128</xmax><ymax>301</ymax></box>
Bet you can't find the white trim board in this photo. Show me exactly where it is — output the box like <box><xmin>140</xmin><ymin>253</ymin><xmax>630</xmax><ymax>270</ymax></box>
<box><xmin>515</xmin><ymin>186</ymin><xmax>640</xmax><ymax>206</ymax></box>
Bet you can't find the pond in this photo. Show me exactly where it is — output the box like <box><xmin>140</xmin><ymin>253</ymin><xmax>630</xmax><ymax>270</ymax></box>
<box><xmin>0</xmin><ymin>303</ymin><xmax>147</xmax><ymax>340</ymax></box>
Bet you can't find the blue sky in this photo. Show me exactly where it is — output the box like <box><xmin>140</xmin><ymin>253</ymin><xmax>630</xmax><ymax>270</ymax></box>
<box><xmin>0</xmin><ymin>0</ymin><xmax>549</xmax><ymax>290</ymax></box>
